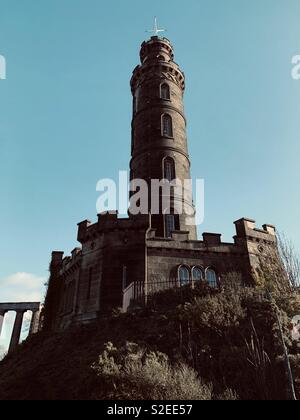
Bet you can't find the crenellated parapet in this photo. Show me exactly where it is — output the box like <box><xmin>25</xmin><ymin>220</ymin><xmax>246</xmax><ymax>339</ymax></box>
<box><xmin>234</xmin><ymin>218</ymin><xmax>276</xmax><ymax>243</ymax></box>
<box><xmin>77</xmin><ymin>212</ymin><xmax>149</xmax><ymax>244</ymax></box>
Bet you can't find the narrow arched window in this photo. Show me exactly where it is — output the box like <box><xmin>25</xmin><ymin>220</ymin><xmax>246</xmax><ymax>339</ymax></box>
<box><xmin>165</xmin><ymin>214</ymin><xmax>175</xmax><ymax>238</ymax></box>
<box><xmin>164</xmin><ymin>157</ymin><xmax>175</xmax><ymax>181</ymax></box>
<box><xmin>206</xmin><ymin>269</ymin><xmax>218</xmax><ymax>288</ymax></box>
<box><xmin>192</xmin><ymin>267</ymin><xmax>203</xmax><ymax>282</ymax></box>
<box><xmin>162</xmin><ymin>114</ymin><xmax>173</xmax><ymax>137</ymax></box>
<box><xmin>179</xmin><ymin>266</ymin><xmax>190</xmax><ymax>285</ymax></box>
<box><xmin>161</xmin><ymin>83</ymin><xmax>170</xmax><ymax>100</ymax></box>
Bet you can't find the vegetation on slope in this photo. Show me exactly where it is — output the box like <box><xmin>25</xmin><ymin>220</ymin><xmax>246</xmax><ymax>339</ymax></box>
<box><xmin>0</xmin><ymin>282</ymin><xmax>299</xmax><ymax>400</ymax></box>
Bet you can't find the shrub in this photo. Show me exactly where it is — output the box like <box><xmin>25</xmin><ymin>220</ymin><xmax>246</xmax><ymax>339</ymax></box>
<box><xmin>92</xmin><ymin>342</ymin><xmax>212</xmax><ymax>400</ymax></box>
<box><xmin>215</xmin><ymin>388</ymin><xmax>239</xmax><ymax>400</ymax></box>
<box><xmin>272</xmin><ymin>291</ymin><xmax>300</xmax><ymax>318</ymax></box>
<box><xmin>179</xmin><ymin>290</ymin><xmax>246</xmax><ymax>335</ymax></box>
<box><xmin>288</xmin><ymin>355</ymin><xmax>300</xmax><ymax>399</ymax></box>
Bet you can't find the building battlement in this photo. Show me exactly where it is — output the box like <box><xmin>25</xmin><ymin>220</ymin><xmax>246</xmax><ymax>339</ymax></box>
<box><xmin>234</xmin><ymin>218</ymin><xmax>276</xmax><ymax>245</ymax></box>
<box><xmin>77</xmin><ymin>212</ymin><xmax>149</xmax><ymax>244</ymax></box>
<box><xmin>55</xmin><ymin>215</ymin><xmax>277</xmax><ymax>273</ymax></box>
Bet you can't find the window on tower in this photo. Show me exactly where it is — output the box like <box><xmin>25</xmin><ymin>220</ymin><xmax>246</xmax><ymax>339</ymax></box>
<box><xmin>164</xmin><ymin>213</ymin><xmax>179</xmax><ymax>238</ymax></box>
<box><xmin>160</xmin><ymin>83</ymin><xmax>170</xmax><ymax>100</ymax></box>
<box><xmin>165</xmin><ymin>214</ymin><xmax>175</xmax><ymax>238</ymax></box>
<box><xmin>164</xmin><ymin>157</ymin><xmax>175</xmax><ymax>181</ymax></box>
<box><xmin>162</xmin><ymin>114</ymin><xmax>173</xmax><ymax>137</ymax></box>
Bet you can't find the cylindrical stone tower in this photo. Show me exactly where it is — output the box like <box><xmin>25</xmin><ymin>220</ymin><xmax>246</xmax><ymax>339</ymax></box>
<box><xmin>130</xmin><ymin>36</ymin><xmax>197</xmax><ymax>240</ymax></box>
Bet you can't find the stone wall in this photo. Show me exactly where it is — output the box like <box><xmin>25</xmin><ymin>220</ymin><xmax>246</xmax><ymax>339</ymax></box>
<box><xmin>45</xmin><ymin>216</ymin><xmax>279</xmax><ymax>330</ymax></box>
<box><xmin>49</xmin><ymin>213</ymin><xmax>149</xmax><ymax>329</ymax></box>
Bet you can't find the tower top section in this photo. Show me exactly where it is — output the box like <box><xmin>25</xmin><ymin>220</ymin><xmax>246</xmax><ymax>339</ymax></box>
<box><xmin>140</xmin><ymin>36</ymin><xmax>174</xmax><ymax>64</ymax></box>
<box><xmin>131</xmin><ymin>36</ymin><xmax>185</xmax><ymax>94</ymax></box>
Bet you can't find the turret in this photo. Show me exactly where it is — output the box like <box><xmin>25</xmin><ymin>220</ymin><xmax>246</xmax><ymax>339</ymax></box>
<box><xmin>129</xmin><ymin>36</ymin><xmax>197</xmax><ymax>239</ymax></box>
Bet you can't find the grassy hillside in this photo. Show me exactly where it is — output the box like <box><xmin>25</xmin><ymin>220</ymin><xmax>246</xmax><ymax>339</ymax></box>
<box><xmin>0</xmin><ymin>285</ymin><xmax>299</xmax><ymax>400</ymax></box>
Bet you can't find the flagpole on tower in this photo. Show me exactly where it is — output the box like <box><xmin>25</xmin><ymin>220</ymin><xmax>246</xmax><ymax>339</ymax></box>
<box><xmin>146</xmin><ymin>17</ymin><xmax>166</xmax><ymax>36</ymax></box>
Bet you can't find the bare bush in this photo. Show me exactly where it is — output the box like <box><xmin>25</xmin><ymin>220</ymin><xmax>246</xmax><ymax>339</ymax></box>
<box><xmin>277</xmin><ymin>233</ymin><xmax>300</xmax><ymax>290</ymax></box>
<box><xmin>92</xmin><ymin>342</ymin><xmax>213</xmax><ymax>400</ymax></box>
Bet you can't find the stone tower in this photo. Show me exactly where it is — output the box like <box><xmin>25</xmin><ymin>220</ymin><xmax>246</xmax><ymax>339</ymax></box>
<box><xmin>42</xmin><ymin>33</ymin><xmax>279</xmax><ymax>333</ymax></box>
<box><xmin>130</xmin><ymin>36</ymin><xmax>197</xmax><ymax>239</ymax></box>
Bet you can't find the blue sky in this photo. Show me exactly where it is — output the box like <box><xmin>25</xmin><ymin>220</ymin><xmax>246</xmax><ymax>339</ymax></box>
<box><xmin>0</xmin><ymin>0</ymin><xmax>300</xmax><ymax>353</ymax></box>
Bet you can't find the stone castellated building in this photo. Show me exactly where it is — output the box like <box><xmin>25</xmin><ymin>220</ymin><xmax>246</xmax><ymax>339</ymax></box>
<box><xmin>43</xmin><ymin>36</ymin><xmax>277</xmax><ymax>331</ymax></box>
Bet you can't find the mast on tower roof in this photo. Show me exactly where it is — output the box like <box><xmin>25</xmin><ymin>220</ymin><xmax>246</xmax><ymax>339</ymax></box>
<box><xmin>146</xmin><ymin>17</ymin><xmax>166</xmax><ymax>37</ymax></box>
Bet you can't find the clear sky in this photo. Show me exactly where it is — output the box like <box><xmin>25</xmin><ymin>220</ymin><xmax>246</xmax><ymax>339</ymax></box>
<box><xmin>0</xmin><ymin>0</ymin><xmax>300</xmax><ymax>354</ymax></box>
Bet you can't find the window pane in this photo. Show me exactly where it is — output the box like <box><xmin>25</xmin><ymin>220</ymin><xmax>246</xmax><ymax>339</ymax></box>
<box><xmin>161</xmin><ymin>84</ymin><xmax>170</xmax><ymax>99</ymax></box>
<box><xmin>163</xmin><ymin>115</ymin><xmax>172</xmax><ymax>137</ymax></box>
<box><xmin>192</xmin><ymin>267</ymin><xmax>202</xmax><ymax>282</ymax></box>
<box><xmin>165</xmin><ymin>214</ymin><xmax>175</xmax><ymax>238</ymax></box>
<box><xmin>179</xmin><ymin>267</ymin><xmax>190</xmax><ymax>285</ymax></box>
<box><xmin>206</xmin><ymin>269</ymin><xmax>218</xmax><ymax>288</ymax></box>
<box><xmin>164</xmin><ymin>159</ymin><xmax>175</xmax><ymax>181</ymax></box>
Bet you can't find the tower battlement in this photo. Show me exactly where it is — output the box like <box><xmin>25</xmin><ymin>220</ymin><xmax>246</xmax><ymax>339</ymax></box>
<box><xmin>234</xmin><ymin>218</ymin><xmax>276</xmax><ymax>244</ymax></box>
<box><xmin>77</xmin><ymin>212</ymin><xmax>149</xmax><ymax>244</ymax></box>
